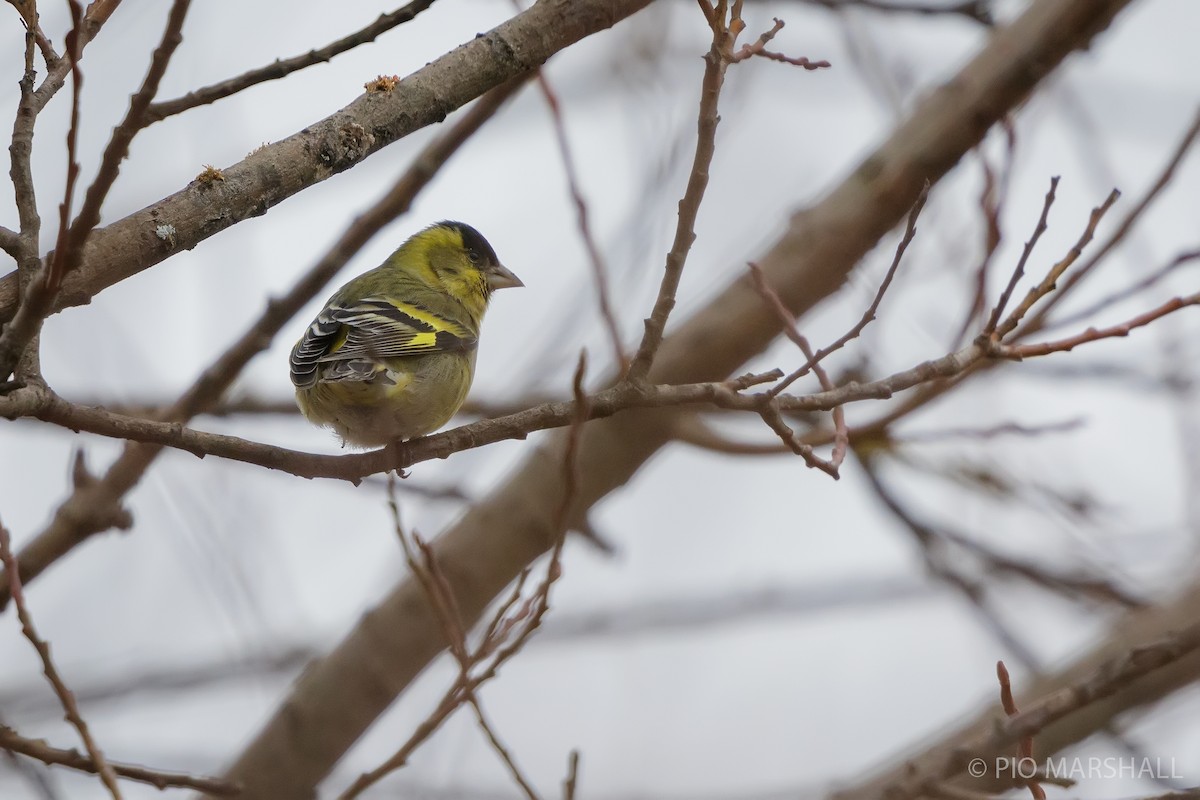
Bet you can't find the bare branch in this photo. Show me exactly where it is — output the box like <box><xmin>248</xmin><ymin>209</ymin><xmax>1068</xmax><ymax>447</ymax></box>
<box><xmin>1017</xmin><ymin>106</ymin><xmax>1200</xmax><ymax>336</ymax></box>
<box><xmin>1042</xmin><ymin>246</ymin><xmax>1200</xmax><ymax>333</ymax></box>
<box><xmin>748</xmin><ymin>263</ymin><xmax>846</xmax><ymax>476</ymax></box>
<box><xmin>730</xmin><ymin>17</ymin><xmax>831</xmax><ymax>69</ymax></box>
<box><xmin>144</xmin><ymin>0</ymin><xmax>438</xmax><ymax>123</ymax></box>
<box><xmin>627</xmin><ymin>3</ymin><xmax>734</xmax><ymax>381</ymax></box>
<box><xmin>871</xmin><ymin>623</ymin><xmax>1200</xmax><ymax>800</ymax></box>
<box><xmin>0</xmin><ymin>725</ymin><xmax>239</xmax><ymax>795</ymax></box>
<box><xmin>991</xmin><ymin>188</ymin><xmax>1121</xmax><ymax>340</ymax></box>
<box><xmin>16</xmin><ymin>266</ymin><xmax>1197</xmax><ymax>486</ymax></box>
<box><xmin>984</xmin><ymin>175</ymin><xmax>1057</xmax><ymax>334</ymax></box>
<box><xmin>341</xmin><ymin>358</ymin><xmax>589</xmax><ymax>800</ymax></box>
<box><xmin>993</xmin><ymin>291</ymin><xmax>1200</xmax><ymax>359</ymax></box>
<box><xmin>562</xmin><ymin>751</ymin><xmax>580</xmax><ymax>800</ymax></box>
<box><xmin>792</xmin><ymin>0</ymin><xmax>994</xmax><ymax>26</ymax></box>
<box><xmin>532</xmin><ymin>69</ymin><xmax>625</xmax><ymax>370</ymax></box>
<box><xmin>767</xmin><ymin>184</ymin><xmax>927</xmax><ymax>398</ymax></box>
<box><xmin>0</xmin><ymin>521</ymin><xmax>122</xmax><ymax>798</ymax></box>
<box><xmin>998</xmin><ymin>662</ymin><xmax>1046</xmax><ymax>800</ymax></box>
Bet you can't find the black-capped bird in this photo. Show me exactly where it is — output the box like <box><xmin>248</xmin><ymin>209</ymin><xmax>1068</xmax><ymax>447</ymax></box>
<box><xmin>290</xmin><ymin>221</ymin><xmax>522</xmax><ymax>446</ymax></box>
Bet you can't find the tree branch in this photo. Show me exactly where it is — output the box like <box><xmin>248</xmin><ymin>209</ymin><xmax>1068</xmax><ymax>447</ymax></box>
<box><xmin>143</xmin><ymin>0</ymin><xmax>438</xmax><ymax>123</ymax></box>
<box><xmin>0</xmin><ymin>724</ymin><xmax>239</xmax><ymax>796</ymax></box>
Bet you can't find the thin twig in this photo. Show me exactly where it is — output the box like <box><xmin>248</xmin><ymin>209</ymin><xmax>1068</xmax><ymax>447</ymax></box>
<box><xmin>993</xmin><ymin>291</ymin><xmax>1200</xmax><ymax>359</ymax></box>
<box><xmin>953</xmin><ymin>119</ymin><xmax>1016</xmax><ymax>347</ymax></box>
<box><xmin>47</xmin><ymin>0</ymin><xmax>85</xmax><ymax>297</ymax></box>
<box><xmin>56</xmin><ymin>0</ymin><xmax>192</xmax><ymax>277</ymax></box>
<box><xmin>144</xmin><ymin>0</ymin><xmax>438</xmax><ymax>123</ymax></box>
<box><xmin>533</xmin><ymin>69</ymin><xmax>626</xmax><ymax>370</ymax></box>
<box><xmin>562</xmin><ymin>751</ymin><xmax>580</xmax><ymax>800</ymax></box>
<box><xmin>984</xmin><ymin>176</ymin><xmax>1057</xmax><ymax>334</ymax></box>
<box><xmin>0</xmin><ymin>724</ymin><xmax>239</xmax><ymax>795</ymax></box>
<box><xmin>767</xmin><ymin>184</ymin><xmax>927</xmax><ymax>398</ymax></box>
<box><xmin>1016</xmin><ymin>106</ymin><xmax>1200</xmax><ymax>337</ymax></box>
<box><xmin>730</xmin><ymin>17</ymin><xmax>831</xmax><ymax>68</ymax></box>
<box><xmin>0</xmin><ymin>522</ymin><xmax>122</xmax><ymax>799</ymax></box>
<box><xmin>467</xmin><ymin>698</ymin><xmax>541</xmax><ymax>800</ymax></box>
<box><xmin>627</xmin><ymin>3</ymin><xmax>734</xmax><ymax>381</ymax></box>
<box><xmin>1038</xmin><ymin>246</ymin><xmax>1200</xmax><ymax>333</ymax></box>
<box><xmin>895</xmin><ymin>418</ymin><xmax>1085</xmax><ymax>443</ymax></box>
<box><xmin>795</xmin><ymin>0</ymin><xmax>994</xmax><ymax>25</ymax></box>
<box><xmin>997</xmin><ymin>661</ymin><xmax>1046</xmax><ymax>800</ymax></box>
<box><xmin>748</xmin><ymin>262</ymin><xmax>846</xmax><ymax>475</ymax></box>
<box><xmin>991</xmin><ymin>188</ymin><xmax>1121</xmax><ymax>340</ymax></box>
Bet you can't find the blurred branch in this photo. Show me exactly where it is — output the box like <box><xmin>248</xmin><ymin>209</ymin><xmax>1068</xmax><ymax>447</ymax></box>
<box><xmin>893</xmin><ymin>418</ymin><xmax>1086</xmax><ymax>443</ymax></box>
<box><xmin>144</xmin><ymin>0</ymin><xmax>437</xmax><ymax>123</ymax></box>
<box><xmin>562</xmin><ymin>751</ymin><xmax>580</xmax><ymax>800</ymax></box>
<box><xmin>0</xmin><ymin>645</ymin><xmax>317</xmax><ymax>718</ymax></box>
<box><xmin>0</xmin><ymin>725</ymin><xmax>239</xmax><ymax>796</ymax></box>
<box><xmin>792</xmin><ymin>0</ymin><xmax>994</xmax><ymax>26</ymax></box>
<box><xmin>953</xmin><ymin>119</ymin><xmax>1016</xmax><ymax>347</ymax></box>
<box><xmin>857</xmin><ymin>451</ymin><xmax>1042</xmax><ymax>666</ymax></box>
<box><xmin>525</xmin><ymin>51</ymin><xmax>625</xmax><ymax>370</ymax></box>
<box><xmin>842</xmin><ymin>601</ymin><xmax>1200</xmax><ymax>800</ymax></box>
<box><xmin>1045</xmin><ymin>246</ymin><xmax>1200</xmax><ymax>332</ymax></box>
<box><xmin>1016</xmin><ymin>106</ymin><xmax>1200</xmax><ymax>338</ymax></box>
<box><xmin>0</xmin><ymin>521</ymin><xmax>121</xmax><ymax>798</ymax></box>
<box><xmin>994</xmin><ymin>662</ymin><xmax>1048</xmax><ymax>800</ymax></box>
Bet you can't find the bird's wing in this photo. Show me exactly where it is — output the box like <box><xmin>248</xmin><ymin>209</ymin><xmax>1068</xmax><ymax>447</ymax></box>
<box><xmin>290</xmin><ymin>297</ymin><xmax>476</xmax><ymax>388</ymax></box>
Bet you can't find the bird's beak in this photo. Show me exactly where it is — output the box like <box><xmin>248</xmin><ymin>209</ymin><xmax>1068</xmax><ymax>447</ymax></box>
<box><xmin>486</xmin><ymin>263</ymin><xmax>524</xmax><ymax>291</ymax></box>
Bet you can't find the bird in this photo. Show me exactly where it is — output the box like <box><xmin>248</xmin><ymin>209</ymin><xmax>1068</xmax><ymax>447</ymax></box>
<box><xmin>289</xmin><ymin>221</ymin><xmax>522</xmax><ymax>447</ymax></box>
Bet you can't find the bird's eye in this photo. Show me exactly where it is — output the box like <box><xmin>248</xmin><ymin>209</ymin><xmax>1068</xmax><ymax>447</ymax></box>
<box><xmin>467</xmin><ymin>251</ymin><xmax>481</xmax><ymax>264</ymax></box>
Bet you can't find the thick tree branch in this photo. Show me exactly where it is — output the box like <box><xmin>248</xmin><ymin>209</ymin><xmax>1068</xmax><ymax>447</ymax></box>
<box><xmin>831</xmin><ymin>580</ymin><xmax>1200</xmax><ymax>800</ymax></box>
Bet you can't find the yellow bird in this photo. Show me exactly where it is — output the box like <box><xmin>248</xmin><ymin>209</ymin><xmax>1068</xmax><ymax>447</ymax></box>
<box><xmin>290</xmin><ymin>221</ymin><xmax>522</xmax><ymax>446</ymax></box>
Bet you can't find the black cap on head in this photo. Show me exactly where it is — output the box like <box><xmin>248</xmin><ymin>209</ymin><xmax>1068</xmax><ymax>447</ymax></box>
<box><xmin>440</xmin><ymin>220</ymin><xmax>500</xmax><ymax>267</ymax></box>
